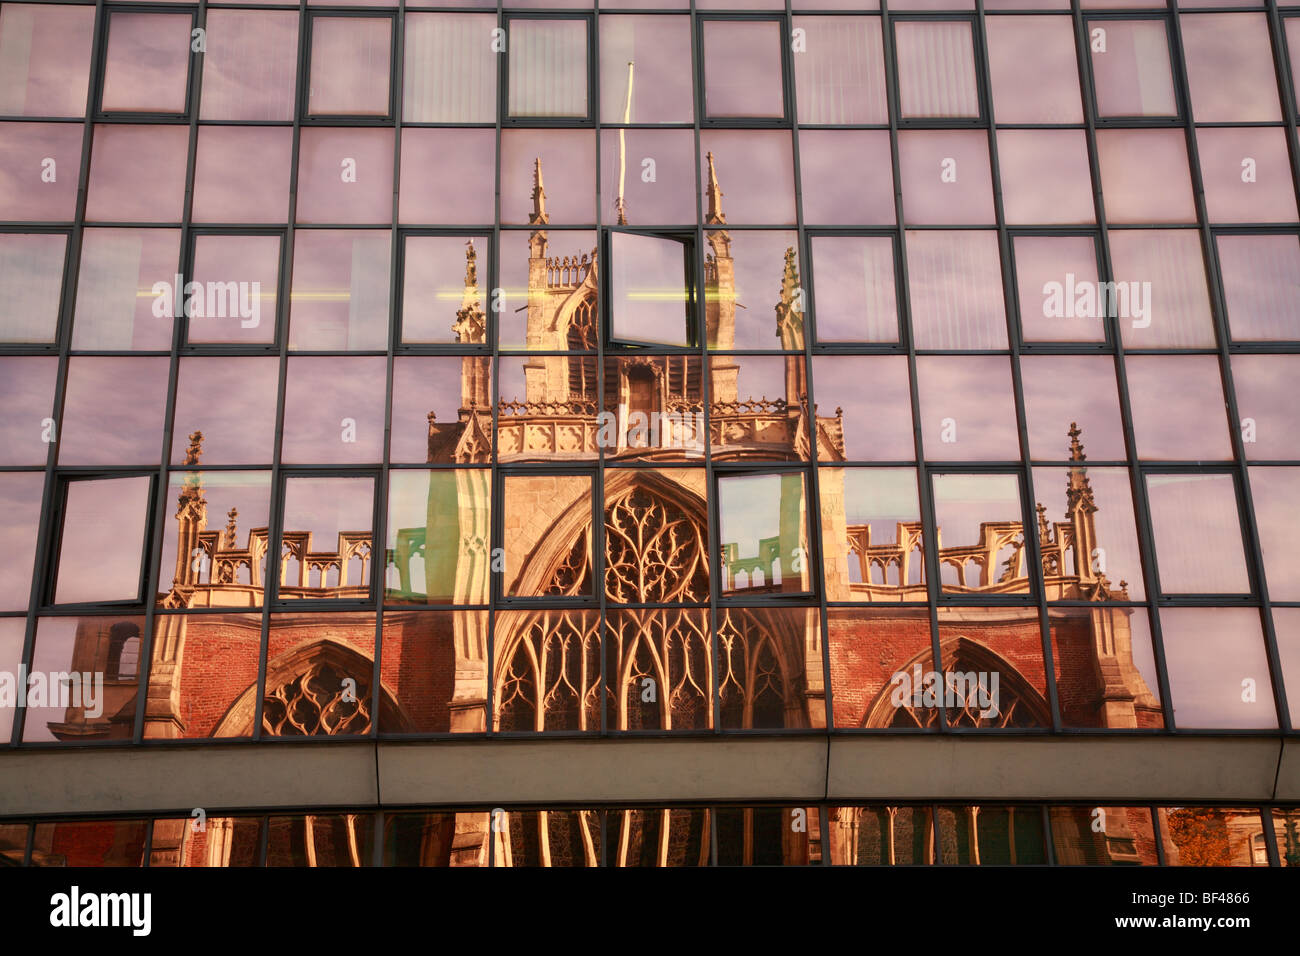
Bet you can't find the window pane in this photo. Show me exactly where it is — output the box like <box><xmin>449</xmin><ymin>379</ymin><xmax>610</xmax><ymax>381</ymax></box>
<box><xmin>496</xmin><ymin>229</ymin><xmax>597</xmax><ymax>348</ymax></box>
<box><xmin>157</xmin><ymin>470</ymin><xmax>272</xmax><ymax>606</ymax></box>
<box><xmin>71</xmin><ymin>228</ymin><xmax>179</xmax><ymax>350</ymax></box>
<box><xmin>102</xmin><ymin>12</ymin><xmax>191</xmax><ymax>114</ymax></box>
<box><xmin>296</xmin><ymin>128</ymin><xmax>395</xmax><ymax>224</ymax></box>
<box><xmin>1021</xmin><ymin>358</ymin><xmax>1126</xmax><ymax>462</ymax></box>
<box><xmin>600</xmin><ymin>15</ymin><xmax>693</xmax><ymax>124</ymax></box>
<box><xmin>1197</xmin><ymin>128</ymin><xmax>1297</xmax><ymax>224</ymax></box>
<box><xmin>610</xmin><ymin>232</ymin><xmax>693</xmax><ymax>347</ymax></box>
<box><xmin>1110</xmin><ymin>229</ymin><xmax>1215</xmax><ymax>349</ymax></box>
<box><xmin>308</xmin><ymin>16</ymin><xmax>391</xmax><ymax>116</ymax></box>
<box><xmin>201</xmin><ymin>10</ymin><xmax>298</xmax><ymax>121</ymax></box>
<box><xmin>279</xmin><ymin>477</ymin><xmax>375</xmax><ymax>599</ymax></box>
<box><xmin>0</xmin><ymin>122</ymin><xmax>82</xmax><ymax>221</ymax></box>
<box><xmin>828</xmin><ymin>806</ymin><xmax>936</xmax><ymax>864</ymax></box>
<box><xmin>172</xmin><ymin>358</ymin><xmax>280</xmax><ymax>465</ymax></box>
<box><xmin>405</xmin><ymin>13</ymin><xmax>496</xmax><ymax>122</ymax></box>
<box><xmin>1125</xmin><ymin>357</ymin><xmax>1231</xmax><ymax>460</ymax></box>
<box><xmin>996</xmin><ymin>131</ymin><xmax>1095</xmax><ymax>225</ymax></box>
<box><xmin>906</xmin><ymin>231</ymin><xmax>1007</xmax><ymax>349</ymax></box>
<box><xmin>0</xmin><ymin>473</ymin><xmax>43</xmax><ymax>610</ymax></box>
<box><xmin>600</xmin><ymin>128</ymin><xmax>696</xmax><ymax>226</ymax></box>
<box><xmin>187</xmin><ymin>235</ymin><xmax>280</xmax><ymax>345</ymax></box>
<box><xmin>1217</xmin><ymin>235</ymin><xmax>1300</xmax><ymax>342</ymax></box>
<box><xmin>1033</xmin><ymin>466</ymin><xmax>1145</xmax><ymax>600</ymax></box>
<box><xmin>0</xmin><ymin>357</ymin><xmax>56</xmax><ymax>465</ymax></box>
<box><xmin>938</xmin><ymin>806</ymin><xmax>1047</xmax><ymax>862</ymax></box>
<box><xmin>0</xmin><ymin>233</ymin><xmax>66</xmax><ymax>343</ymax></box>
<box><xmin>820</xmin><ymin>468</ymin><xmax>924</xmax><ymax>600</ymax></box>
<box><xmin>503</xmin><ymin>474</ymin><xmax>595</xmax><ymax>596</ymax></box>
<box><xmin>145</xmin><ymin>615</ymin><xmax>262</xmax><ymax>740</ymax></box>
<box><xmin>1147</xmin><ymin>474</ymin><xmax>1249</xmax><ymax>593</ymax></box>
<box><xmin>1095</xmin><ymin>130</ymin><xmax>1195</xmax><ymax>224</ymax></box>
<box><xmin>717</xmin><ymin>609</ymin><xmax>818</xmax><ymax>729</ymax></box>
<box><xmin>0</xmin><ymin>621</ymin><xmax>21</xmax><ymax>741</ymax></box>
<box><xmin>400</xmin><ymin>129</ymin><xmax>496</xmax><ymax>225</ymax></box>
<box><xmin>86</xmin><ymin>125</ymin><xmax>189</xmax><ymax>223</ymax></box>
<box><xmin>894</xmin><ymin>20</ymin><xmax>980</xmax><ymax>119</ymax></box>
<box><xmin>31</xmin><ymin>820</ymin><xmax>147</xmax><ymax>863</ymax></box>
<box><xmin>265</xmin><ymin>814</ymin><xmax>373</xmax><ymax>864</ymax></box>
<box><xmin>1232</xmin><ymin>355</ymin><xmax>1300</xmax><ymax>459</ymax></box>
<box><xmin>1181</xmin><ymin>13</ymin><xmax>1280</xmax><ymax>122</ymax></box>
<box><xmin>499</xmin><ymin>130</ymin><xmax>596</xmax><ymax>225</ymax></box>
<box><xmin>986</xmin><ymin>16</ymin><xmax>1082</xmax><ymax>124</ymax></box>
<box><xmin>718</xmin><ymin>474</ymin><xmax>811</xmax><ymax>595</ymax></box>
<box><xmin>192</xmin><ymin>127</ymin><xmax>293</xmax><ymax>224</ymax></box>
<box><xmin>933</xmin><ymin>474</ymin><xmax>1030</xmax><ymax>595</ymax></box>
<box><xmin>495</xmin><ymin>607</ymin><xmax>600</xmax><ymax>730</ymax></box>
<box><xmin>811</xmin><ymin>357</ymin><xmax>914</xmax><ymax>461</ymax></box>
<box><xmin>289</xmin><ymin>230</ymin><xmax>391</xmax><ymax>350</ymax></box>
<box><xmin>1089</xmin><ymin>20</ymin><xmax>1177</xmax><ymax>118</ymax></box>
<box><xmin>379</xmin><ymin>614</ymin><xmax>489</xmax><ymax>734</ymax></box>
<box><xmin>702</xmin><ymin>20</ymin><xmax>784</xmax><ymax>119</ymax></box>
<box><xmin>1275</xmin><ymin>608</ymin><xmax>1300</xmax><ymax>731</ymax></box>
<box><xmin>601</xmin><ymin>356</ymin><xmax>704</xmax><ymax>460</ymax></box>
<box><xmin>0</xmin><ymin>3</ymin><xmax>95</xmax><ymax>117</ymax></box>
<box><xmin>1050</xmin><ymin>807</ymin><xmax>1158</xmax><ymax>865</ymax></box>
<box><xmin>387</xmin><ymin>471</ymin><xmax>491</xmax><ymax>604</ymax></box>
<box><xmin>56</xmin><ymin>478</ymin><xmax>151</xmax><ymax>604</ymax></box>
<box><xmin>401</xmin><ymin>235</ymin><xmax>489</xmax><ymax>345</ymax></box>
<box><xmin>710</xmin><ymin>355</ymin><xmax>810</xmax><ymax>461</ymax></box>
<box><xmin>917</xmin><ymin>356</ymin><xmax>1019</xmax><ymax>461</ymax></box>
<box><xmin>793</xmin><ymin>17</ymin><xmax>887</xmax><ymax>124</ymax></box>
<box><xmin>798</xmin><ymin>131</ymin><xmax>894</xmax><ymax>226</ymax></box>
<box><xmin>281</xmin><ymin>357</ymin><xmax>387</xmax><ymax>463</ymax></box>
<box><xmin>508</xmin><ymin>19</ymin><xmax>589</xmax><ymax>119</ymax></box>
<box><xmin>1159</xmin><ymin>609</ymin><xmax>1276</xmax><ymax>729</ymax></box>
<box><xmin>1249</xmin><ymin>467</ymin><xmax>1300</xmax><ymax>600</ymax></box>
<box><xmin>699</xmin><ymin>133</ymin><xmax>795</xmax><ymax>227</ymax></box>
<box><xmin>809</xmin><ymin>236</ymin><xmax>898</xmax><ymax>343</ymax></box>
<box><xmin>706</xmin><ymin>230</ymin><xmax>800</xmax><ymax>349</ymax></box>
<box><xmin>607</xmin><ymin>611</ymin><xmax>710</xmax><ymax>734</ymax></box>
<box><xmin>60</xmin><ymin>357</ymin><xmax>169</xmax><ymax>466</ymax></box>
<box><xmin>392</xmin><ymin>356</ymin><xmax>494</xmax><ymax>463</ymax></box>
<box><xmin>1162</xmin><ymin>807</ymin><xmax>1270</xmax><ymax>865</ymax></box>
<box><xmin>715</xmin><ymin>805</ymin><xmax>820</xmax><ymax>863</ymax></box>
<box><xmin>1013</xmin><ymin>235</ymin><xmax>1105</xmax><ymax>344</ymax></box>
<box><xmin>900</xmin><ymin>131</ymin><xmax>994</xmax><ymax>226</ymax></box>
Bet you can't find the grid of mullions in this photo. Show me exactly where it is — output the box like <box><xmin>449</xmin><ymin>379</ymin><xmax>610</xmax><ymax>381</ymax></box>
<box><xmin>3</xmin><ymin>0</ymin><xmax>1300</xmax><ymax>746</ymax></box>
<box><xmin>1</xmin><ymin>802</ymin><xmax>1297</xmax><ymax>866</ymax></box>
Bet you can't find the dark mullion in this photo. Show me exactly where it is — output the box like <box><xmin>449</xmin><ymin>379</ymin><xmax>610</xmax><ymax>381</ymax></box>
<box><xmin>1070</xmin><ymin>0</ymin><xmax>1174</xmax><ymax>734</ymax></box>
<box><xmin>1165</xmin><ymin>8</ymin><xmax>1292</xmax><ymax>734</ymax></box>
<box><xmin>12</xmin><ymin>0</ymin><xmax>108</xmax><ymax>749</ymax></box>
<box><xmin>974</xmin><ymin>0</ymin><xmax>1063</xmax><ymax>732</ymax></box>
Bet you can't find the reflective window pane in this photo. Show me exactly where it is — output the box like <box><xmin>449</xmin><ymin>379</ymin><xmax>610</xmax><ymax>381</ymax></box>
<box><xmin>820</xmin><ymin>469</ymin><xmax>924</xmax><ymax>602</ymax></box>
<box><xmin>31</xmin><ymin>820</ymin><xmax>146</xmax><ymax>863</ymax></box>
<box><xmin>392</xmin><ymin>356</ymin><xmax>493</xmax><ymax>463</ymax></box>
<box><xmin>1033</xmin><ymin>466</ymin><xmax>1145</xmax><ymax>600</ymax></box>
<box><xmin>0</xmin><ymin>357</ymin><xmax>57</xmax><ymax>465</ymax></box>
<box><xmin>702</xmin><ymin>20</ymin><xmax>784</xmax><ymax>119</ymax></box>
<box><xmin>55</xmin><ymin>479</ymin><xmax>152</xmax><ymax>605</ymax></box>
<box><xmin>296</xmin><ymin>128</ymin><xmax>395</xmax><ymax>224</ymax></box>
<box><xmin>705</xmin><ymin>230</ymin><xmax>800</xmax><ymax>349</ymax></box>
<box><xmin>508</xmin><ymin>19</ymin><xmax>589</xmax><ymax>119</ymax></box>
<box><xmin>917</xmin><ymin>356</ymin><xmax>1019</xmax><ymax>461</ymax></box>
<box><xmin>1232</xmin><ymin>355</ymin><xmax>1300</xmax><ymax>459</ymax></box>
<box><xmin>1161</xmin><ymin>807</ymin><xmax>1269</xmax><ymax>866</ymax></box>
<box><xmin>172</xmin><ymin>358</ymin><xmax>279</xmax><ymax>466</ymax></box>
<box><xmin>405</xmin><ymin>13</ymin><xmax>496</xmax><ymax>122</ymax></box>
<box><xmin>1089</xmin><ymin>20</ymin><xmax>1177</xmax><ymax>118</ymax></box>
<box><xmin>101</xmin><ymin>12</ymin><xmax>191</xmax><ymax>114</ymax></box>
<box><xmin>0</xmin><ymin>233</ymin><xmax>67</xmax><ymax>343</ymax></box>
<box><xmin>281</xmin><ymin>357</ymin><xmax>387</xmax><ymax>463</ymax></box>
<box><xmin>1197</xmin><ymin>128</ymin><xmax>1297</xmax><ymax>224</ymax></box>
<box><xmin>600</xmin><ymin>16</ymin><xmax>692</xmax><ymax>124</ymax></box>
<box><xmin>609</xmin><ymin>232</ymin><xmax>693</xmax><ymax>347</ymax></box>
<box><xmin>793</xmin><ymin>17</ymin><xmax>887</xmax><ymax>125</ymax></box>
<box><xmin>798</xmin><ymin>131</ymin><xmax>894</xmax><ymax>226</ymax></box>
<box><xmin>187</xmin><ymin>234</ymin><xmax>280</xmax><ymax>345</ymax></box>
<box><xmin>59</xmin><ymin>357</ymin><xmax>169</xmax><ymax>466</ymax></box>
<box><xmin>1095</xmin><ymin>130</ymin><xmax>1196</xmax><ymax>224</ymax></box>
<box><xmin>810</xmin><ymin>236</ymin><xmax>898</xmax><ymax>343</ymax></box>
<box><xmin>601</xmin><ymin>356</ymin><xmax>705</xmax><ymax>461</ymax></box>
<box><xmin>1181</xmin><ymin>13</ymin><xmax>1281</xmax><ymax>122</ymax></box>
<box><xmin>698</xmin><ymin>132</ymin><xmax>795</xmax><ymax>226</ymax></box>
<box><xmin>894</xmin><ymin>20</ymin><xmax>980</xmax><ymax>119</ymax></box>
<box><xmin>811</xmin><ymin>357</ymin><xmax>914</xmax><ymax>461</ymax></box>
<box><xmin>289</xmin><ymin>230</ymin><xmax>391</xmax><ymax>350</ymax></box>
<box><xmin>1050</xmin><ymin>807</ymin><xmax>1158</xmax><ymax>865</ymax></box>
<box><xmin>308</xmin><ymin>16</ymin><xmax>392</xmax><ymax>116</ymax></box>
<box><xmin>499</xmin><ymin>130</ymin><xmax>597</xmax><ymax>225</ymax></box>
<box><xmin>1159</xmin><ymin>609</ymin><xmax>1275</xmax><ymax>729</ymax></box>
<box><xmin>86</xmin><ymin>125</ymin><xmax>189</xmax><ymax>223</ymax></box>
<box><xmin>503</xmin><ymin>475</ymin><xmax>595</xmax><ymax>597</ymax></box>
<box><xmin>192</xmin><ymin>127</ymin><xmax>293</xmax><ymax>224</ymax></box>
<box><xmin>1013</xmin><ymin>235</ymin><xmax>1106</xmax><ymax>344</ymax></box>
<box><xmin>1110</xmin><ymin>229</ymin><xmax>1215</xmax><ymax>349</ymax></box>
<box><xmin>201</xmin><ymin>11</ymin><xmax>298</xmax><ymax>121</ymax></box>
<box><xmin>400</xmin><ymin>129</ymin><xmax>496</xmax><ymax>225</ymax></box>
<box><xmin>600</xmin><ymin>129</ymin><xmax>696</xmax><ymax>226</ymax></box>
<box><xmin>899</xmin><ymin>131</ymin><xmax>994</xmax><ymax>226</ymax></box>
<box><xmin>401</xmin><ymin>235</ymin><xmax>489</xmax><ymax>345</ymax></box>
<box><xmin>1217</xmin><ymin>234</ymin><xmax>1300</xmax><ymax>342</ymax></box>
<box><xmin>996</xmin><ymin>131</ymin><xmax>1095</xmax><ymax>225</ymax></box>
<box><xmin>1248</xmin><ymin>467</ymin><xmax>1300</xmax><ymax>600</ymax></box>
<box><xmin>278</xmin><ymin>478</ymin><xmax>376</xmax><ymax>599</ymax></box>
<box><xmin>72</xmin><ymin>228</ymin><xmax>180</xmax><ymax>350</ymax></box>
<box><xmin>938</xmin><ymin>806</ymin><xmax>1047</xmax><ymax>863</ymax></box>
<box><xmin>1125</xmin><ymin>356</ymin><xmax>1231</xmax><ymax>460</ymax></box>
<box><xmin>710</xmin><ymin>355</ymin><xmax>809</xmax><ymax>461</ymax></box>
<box><xmin>718</xmin><ymin>474</ymin><xmax>811</xmax><ymax>596</ymax></box>
<box><xmin>906</xmin><ymin>231</ymin><xmax>1007</xmax><ymax>349</ymax></box>
<box><xmin>1146</xmin><ymin>474</ymin><xmax>1249</xmax><ymax>593</ymax></box>
<box><xmin>932</xmin><ymin>475</ymin><xmax>1030</xmax><ymax>595</ymax></box>
<box><xmin>386</xmin><ymin>471</ymin><xmax>490</xmax><ymax>604</ymax></box>
<box><xmin>0</xmin><ymin>473</ymin><xmax>43</xmax><ymax>611</ymax></box>
<box><xmin>380</xmin><ymin>614</ymin><xmax>489</xmax><ymax>733</ymax></box>
<box><xmin>986</xmin><ymin>16</ymin><xmax>1082</xmax><ymax>123</ymax></box>
<box><xmin>0</xmin><ymin>3</ymin><xmax>95</xmax><ymax>117</ymax></box>
<box><xmin>826</xmin><ymin>805</ymin><xmax>935</xmax><ymax>864</ymax></box>
<box><xmin>1053</xmin><ymin>607</ymin><xmax>1161</xmax><ymax>729</ymax></box>
<box><xmin>1021</xmin><ymin>358</ymin><xmax>1126</xmax><ymax>462</ymax></box>
<box><xmin>0</xmin><ymin>122</ymin><xmax>82</xmax><ymax>221</ymax></box>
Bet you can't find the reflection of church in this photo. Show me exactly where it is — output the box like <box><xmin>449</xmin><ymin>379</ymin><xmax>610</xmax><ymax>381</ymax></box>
<box><xmin>47</xmin><ymin>158</ymin><xmax>1164</xmax><ymax>867</ymax></box>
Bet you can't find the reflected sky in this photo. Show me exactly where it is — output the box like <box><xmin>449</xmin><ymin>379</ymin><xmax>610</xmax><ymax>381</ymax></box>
<box><xmin>917</xmin><ymin>356</ymin><xmax>1019</xmax><ymax>461</ymax></box>
<box><xmin>101</xmin><ymin>12</ymin><xmax>190</xmax><ymax>114</ymax></box>
<box><xmin>0</xmin><ymin>474</ymin><xmax>42</xmax><ymax>611</ymax></box>
<box><xmin>812</xmin><ymin>356</ymin><xmax>914</xmax><ymax>461</ymax></box>
<box><xmin>201</xmin><ymin>10</ymin><xmax>298</xmax><ymax>121</ymax></box>
<box><xmin>1159</xmin><ymin>607</ymin><xmax>1276</xmax><ymax>729</ymax></box>
<box><xmin>192</xmin><ymin>127</ymin><xmax>292</xmax><ymax>224</ymax></box>
<box><xmin>56</xmin><ymin>478</ymin><xmax>151</xmax><ymax>604</ymax></box>
<box><xmin>1147</xmin><ymin>473</ymin><xmax>1249</xmax><ymax>593</ymax></box>
<box><xmin>0</xmin><ymin>357</ymin><xmax>56</xmax><ymax>466</ymax></box>
<box><xmin>59</xmin><ymin>357</ymin><xmax>168</xmax><ymax>466</ymax></box>
<box><xmin>0</xmin><ymin>4</ymin><xmax>95</xmax><ymax>117</ymax></box>
<box><xmin>282</xmin><ymin>357</ymin><xmax>387</xmax><ymax>463</ymax></box>
<box><xmin>171</xmin><ymin>358</ymin><xmax>280</xmax><ymax>465</ymax></box>
<box><xmin>0</xmin><ymin>122</ymin><xmax>81</xmax><ymax>221</ymax></box>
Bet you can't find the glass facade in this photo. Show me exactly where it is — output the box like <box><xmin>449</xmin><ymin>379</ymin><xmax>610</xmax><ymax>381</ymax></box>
<box><xmin>0</xmin><ymin>0</ymin><xmax>1298</xmax><ymax>869</ymax></box>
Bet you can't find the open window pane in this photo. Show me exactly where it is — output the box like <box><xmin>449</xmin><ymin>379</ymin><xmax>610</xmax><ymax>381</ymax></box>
<box><xmin>101</xmin><ymin>12</ymin><xmax>191</xmax><ymax>114</ymax></box>
<box><xmin>718</xmin><ymin>473</ymin><xmax>811</xmax><ymax>596</ymax></box>
<box><xmin>609</xmin><ymin>232</ymin><xmax>693</xmax><ymax>347</ymax></box>
<box><xmin>55</xmin><ymin>477</ymin><xmax>152</xmax><ymax>605</ymax></box>
<box><xmin>308</xmin><ymin>16</ymin><xmax>391</xmax><ymax>117</ymax></box>
<box><xmin>278</xmin><ymin>477</ymin><xmax>375</xmax><ymax>600</ymax></box>
<box><xmin>508</xmin><ymin>19</ymin><xmax>589</xmax><ymax>119</ymax></box>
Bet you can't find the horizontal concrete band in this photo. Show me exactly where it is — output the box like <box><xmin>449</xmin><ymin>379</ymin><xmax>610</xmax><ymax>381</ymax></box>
<box><xmin>0</xmin><ymin>736</ymin><xmax>1295</xmax><ymax>818</ymax></box>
